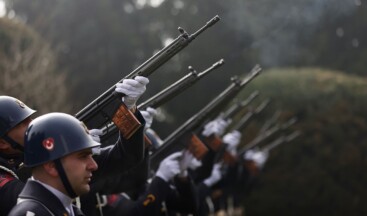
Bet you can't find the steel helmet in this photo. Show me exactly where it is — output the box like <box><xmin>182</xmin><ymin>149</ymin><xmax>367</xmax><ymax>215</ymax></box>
<box><xmin>24</xmin><ymin>112</ymin><xmax>100</xmax><ymax>167</ymax></box>
<box><xmin>0</xmin><ymin>96</ymin><xmax>36</xmax><ymax>137</ymax></box>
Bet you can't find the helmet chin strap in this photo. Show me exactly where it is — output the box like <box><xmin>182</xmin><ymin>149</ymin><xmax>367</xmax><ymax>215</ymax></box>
<box><xmin>2</xmin><ymin>135</ymin><xmax>24</xmax><ymax>152</ymax></box>
<box><xmin>54</xmin><ymin>159</ymin><xmax>77</xmax><ymax>198</ymax></box>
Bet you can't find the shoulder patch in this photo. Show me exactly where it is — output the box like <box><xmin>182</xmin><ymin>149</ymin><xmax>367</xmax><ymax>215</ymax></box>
<box><xmin>0</xmin><ymin>172</ymin><xmax>15</xmax><ymax>187</ymax></box>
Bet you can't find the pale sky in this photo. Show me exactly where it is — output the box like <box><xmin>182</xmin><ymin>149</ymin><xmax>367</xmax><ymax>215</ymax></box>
<box><xmin>0</xmin><ymin>0</ymin><xmax>5</xmax><ymax>17</ymax></box>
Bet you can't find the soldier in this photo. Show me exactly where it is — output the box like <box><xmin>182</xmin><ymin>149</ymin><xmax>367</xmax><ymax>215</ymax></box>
<box><xmin>102</xmin><ymin>151</ymin><xmax>201</xmax><ymax>216</ymax></box>
<box><xmin>9</xmin><ymin>113</ymin><xmax>100</xmax><ymax>215</ymax></box>
<box><xmin>0</xmin><ymin>75</ymin><xmax>149</xmax><ymax>216</ymax></box>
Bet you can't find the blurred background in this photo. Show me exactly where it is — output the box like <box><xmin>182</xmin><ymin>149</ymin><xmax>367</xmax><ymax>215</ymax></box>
<box><xmin>0</xmin><ymin>0</ymin><xmax>366</xmax><ymax>215</ymax></box>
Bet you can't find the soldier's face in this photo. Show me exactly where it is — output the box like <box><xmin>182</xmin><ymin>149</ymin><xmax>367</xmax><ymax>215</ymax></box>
<box><xmin>1</xmin><ymin>118</ymin><xmax>32</xmax><ymax>154</ymax></box>
<box><xmin>61</xmin><ymin>148</ymin><xmax>98</xmax><ymax>196</ymax></box>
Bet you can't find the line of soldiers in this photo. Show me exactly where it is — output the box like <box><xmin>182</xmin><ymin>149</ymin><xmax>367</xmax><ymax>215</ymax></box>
<box><xmin>0</xmin><ymin>74</ymin><xmax>286</xmax><ymax>216</ymax></box>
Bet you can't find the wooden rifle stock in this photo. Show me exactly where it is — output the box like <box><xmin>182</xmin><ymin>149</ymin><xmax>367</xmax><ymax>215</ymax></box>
<box><xmin>100</xmin><ymin>59</ymin><xmax>224</xmax><ymax>142</ymax></box>
<box><xmin>150</xmin><ymin>65</ymin><xmax>262</xmax><ymax>170</ymax></box>
<box><xmin>75</xmin><ymin>16</ymin><xmax>221</xmax><ymax>131</ymax></box>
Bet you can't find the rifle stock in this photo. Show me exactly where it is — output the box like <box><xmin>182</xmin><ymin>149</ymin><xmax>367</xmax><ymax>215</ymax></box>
<box><xmin>150</xmin><ymin>65</ymin><xmax>261</xmax><ymax>170</ymax></box>
<box><xmin>75</xmin><ymin>16</ymin><xmax>221</xmax><ymax>130</ymax></box>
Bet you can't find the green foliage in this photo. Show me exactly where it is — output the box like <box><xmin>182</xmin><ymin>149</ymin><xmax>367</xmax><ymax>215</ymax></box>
<box><xmin>237</xmin><ymin>68</ymin><xmax>367</xmax><ymax>215</ymax></box>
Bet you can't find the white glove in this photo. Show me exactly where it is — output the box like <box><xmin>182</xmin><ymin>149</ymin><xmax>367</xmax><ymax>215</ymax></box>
<box><xmin>223</xmin><ymin>130</ymin><xmax>242</xmax><ymax>154</ymax></box>
<box><xmin>203</xmin><ymin>163</ymin><xmax>222</xmax><ymax>187</ymax></box>
<box><xmin>140</xmin><ymin>107</ymin><xmax>157</xmax><ymax>129</ymax></box>
<box><xmin>201</xmin><ymin>118</ymin><xmax>229</xmax><ymax>137</ymax></box>
<box><xmin>89</xmin><ymin>129</ymin><xmax>103</xmax><ymax>155</ymax></box>
<box><xmin>251</xmin><ymin>150</ymin><xmax>269</xmax><ymax>168</ymax></box>
<box><xmin>115</xmin><ymin>76</ymin><xmax>149</xmax><ymax>110</ymax></box>
<box><xmin>244</xmin><ymin>149</ymin><xmax>255</xmax><ymax>161</ymax></box>
<box><xmin>179</xmin><ymin>150</ymin><xmax>195</xmax><ymax>176</ymax></box>
<box><xmin>156</xmin><ymin>152</ymin><xmax>182</xmax><ymax>182</ymax></box>
<box><xmin>89</xmin><ymin>129</ymin><xmax>104</xmax><ymax>143</ymax></box>
<box><xmin>188</xmin><ymin>158</ymin><xmax>202</xmax><ymax>170</ymax></box>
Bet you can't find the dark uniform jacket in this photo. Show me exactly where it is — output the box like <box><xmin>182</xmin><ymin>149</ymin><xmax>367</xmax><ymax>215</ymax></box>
<box><xmin>8</xmin><ymin>180</ymin><xmax>84</xmax><ymax>216</ymax></box>
<box><xmin>0</xmin><ymin>111</ymin><xmax>146</xmax><ymax>216</ymax></box>
<box><xmin>0</xmin><ymin>154</ymin><xmax>27</xmax><ymax>215</ymax></box>
<box><xmin>102</xmin><ymin>176</ymin><xmax>198</xmax><ymax>216</ymax></box>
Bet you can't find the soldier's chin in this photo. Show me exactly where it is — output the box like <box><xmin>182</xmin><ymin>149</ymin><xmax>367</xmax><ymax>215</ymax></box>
<box><xmin>77</xmin><ymin>185</ymin><xmax>91</xmax><ymax>195</ymax></box>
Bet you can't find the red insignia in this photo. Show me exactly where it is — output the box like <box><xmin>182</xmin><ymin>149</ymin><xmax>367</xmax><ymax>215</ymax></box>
<box><xmin>0</xmin><ymin>173</ymin><xmax>15</xmax><ymax>187</ymax></box>
<box><xmin>42</xmin><ymin>138</ymin><xmax>55</xmax><ymax>150</ymax></box>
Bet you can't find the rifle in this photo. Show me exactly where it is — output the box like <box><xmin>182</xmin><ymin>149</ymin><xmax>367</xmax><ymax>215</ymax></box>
<box><xmin>150</xmin><ymin>65</ymin><xmax>262</xmax><ymax>170</ymax></box>
<box><xmin>75</xmin><ymin>16</ymin><xmax>221</xmax><ymax>133</ymax></box>
<box><xmin>259</xmin><ymin>110</ymin><xmax>281</xmax><ymax>134</ymax></box>
<box><xmin>219</xmin><ymin>90</ymin><xmax>259</xmax><ymax>121</ymax></box>
<box><xmin>261</xmin><ymin>130</ymin><xmax>301</xmax><ymax>152</ymax></box>
<box><xmin>238</xmin><ymin>116</ymin><xmax>297</xmax><ymax>155</ymax></box>
<box><xmin>139</xmin><ymin>59</ymin><xmax>224</xmax><ymax>110</ymax></box>
<box><xmin>230</xmin><ymin>98</ymin><xmax>270</xmax><ymax>132</ymax></box>
<box><xmin>100</xmin><ymin>59</ymin><xmax>225</xmax><ymax>142</ymax></box>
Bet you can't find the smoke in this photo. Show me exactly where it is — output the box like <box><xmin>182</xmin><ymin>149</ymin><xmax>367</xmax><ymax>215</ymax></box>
<box><xmin>219</xmin><ymin>0</ymin><xmax>360</xmax><ymax>67</ymax></box>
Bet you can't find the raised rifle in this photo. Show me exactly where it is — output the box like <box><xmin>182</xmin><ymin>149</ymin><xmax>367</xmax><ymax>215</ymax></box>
<box><xmin>149</xmin><ymin>65</ymin><xmax>262</xmax><ymax>170</ymax></box>
<box><xmin>229</xmin><ymin>98</ymin><xmax>270</xmax><ymax>132</ymax></box>
<box><xmin>260</xmin><ymin>130</ymin><xmax>301</xmax><ymax>152</ymax></box>
<box><xmin>238</xmin><ymin>116</ymin><xmax>297</xmax><ymax>155</ymax></box>
<box><xmin>219</xmin><ymin>90</ymin><xmax>259</xmax><ymax>121</ymax></box>
<box><xmin>100</xmin><ymin>59</ymin><xmax>225</xmax><ymax>142</ymax></box>
<box><xmin>75</xmin><ymin>16</ymin><xmax>221</xmax><ymax>138</ymax></box>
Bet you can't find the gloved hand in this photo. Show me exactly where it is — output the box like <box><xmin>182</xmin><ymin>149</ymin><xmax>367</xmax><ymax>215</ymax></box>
<box><xmin>115</xmin><ymin>76</ymin><xmax>149</xmax><ymax>110</ymax></box>
<box><xmin>179</xmin><ymin>150</ymin><xmax>195</xmax><ymax>177</ymax></box>
<box><xmin>156</xmin><ymin>152</ymin><xmax>182</xmax><ymax>182</ymax></box>
<box><xmin>188</xmin><ymin>158</ymin><xmax>202</xmax><ymax>171</ymax></box>
<box><xmin>89</xmin><ymin>129</ymin><xmax>104</xmax><ymax>143</ymax></box>
<box><xmin>244</xmin><ymin>149</ymin><xmax>255</xmax><ymax>161</ymax></box>
<box><xmin>89</xmin><ymin>129</ymin><xmax>103</xmax><ymax>155</ymax></box>
<box><xmin>203</xmin><ymin>163</ymin><xmax>222</xmax><ymax>187</ymax></box>
<box><xmin>201</xmin><ymin>118</ymin><xmax>229</xmax><ymax>137</ymax></box>
<box><xmin>223</xmin><ymin>130</ymin><xmax>242</xmax><ymax>154</ymax></box>
<box><xmin>140</xmin><ymin>107</ymin><xmax>157</xmax><ymax>129</ymax></box>
<box><xmin>251</xmin><ymin>150</ymin><xmax>269</xmax><ymax>168</ymax></box>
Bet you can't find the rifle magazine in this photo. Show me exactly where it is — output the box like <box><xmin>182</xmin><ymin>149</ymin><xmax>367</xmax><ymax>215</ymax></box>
<box><xmin>204</xmin><ymin>134</ymin><xmax>223</xmax><ymax>152</ymax></box>
<box><xmin>186</xmin><ymin>133</ymin><xmax>208</xmax><ymax>160</ymax></box>
<box><xmin>112</xmin><ymin>104</ymin><xmax>142</xmax><ymax>139</ymax></box>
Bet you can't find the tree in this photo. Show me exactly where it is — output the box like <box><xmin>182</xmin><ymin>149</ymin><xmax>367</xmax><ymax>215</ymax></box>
<box><xmin>0</xmin><ymin>17</ymin><xmax>71</xmax><ymax>114</ymax></box>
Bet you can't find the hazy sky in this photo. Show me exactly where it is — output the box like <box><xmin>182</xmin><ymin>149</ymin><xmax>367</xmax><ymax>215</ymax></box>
<box><xmin>0</xmin><ymin>0</ymin><xmax>5</xmax><ymax>17</ymax></box>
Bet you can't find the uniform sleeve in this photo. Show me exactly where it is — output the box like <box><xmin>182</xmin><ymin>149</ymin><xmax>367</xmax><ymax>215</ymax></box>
<box><xmin>0</xmin><ymin>173</ymin><xmax>25</xmax><ymax>216</ymax></box>
<box><xmin>8</xmin><ymin>200</ymin><xmax>51</xmax><ymax>216</ymax></box>
<box><xmin>103</xmin><ymin>177</ymin><xmax>170</xmax><ymax>216</ymax></box>
<box><xmin>90</xmin><ymin>110</ymin><xmax>146</xmax><ymax>189</ymax></box>
<box><xmin>164</xmin><ymin>176</ymin><xmax>199</xmax><ymax>214</ymax></box>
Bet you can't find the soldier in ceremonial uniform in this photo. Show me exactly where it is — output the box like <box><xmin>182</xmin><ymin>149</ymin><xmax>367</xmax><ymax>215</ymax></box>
<box><xmin>102</xmin><ymin>151</ymin><xmax>199</xmax><ymax>216</ymax></box>
<box><xmin>0</xmin><ymin>75</ymin><xmax>149</xmax><ymax>216</ymax></box>
<box><xmin>9</xmin><ymin>113</ymin><xmax>100</xmax><ymax>216</ymax></box>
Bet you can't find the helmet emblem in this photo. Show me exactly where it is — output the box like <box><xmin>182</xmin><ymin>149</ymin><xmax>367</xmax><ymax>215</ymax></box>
<box><xmin>42</xmin><ymin>137</ymin><xmax>55</xmax><ymax>150</ymax></box>
<box><xmin>15</xmin><ymin>99</ymin><xmax>25</xmax><ymax>108</ymax></box>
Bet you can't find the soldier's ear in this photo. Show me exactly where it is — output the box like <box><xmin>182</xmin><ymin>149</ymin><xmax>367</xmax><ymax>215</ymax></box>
<box><xmin>0</xmin><ymin>139</ymin><xmax>10</xmax><ymax>151</ymax></box>
<box><xmin>42</xmin><ymin>161</ymin><xmax>58</xmax><ymax>177</ymax></box>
